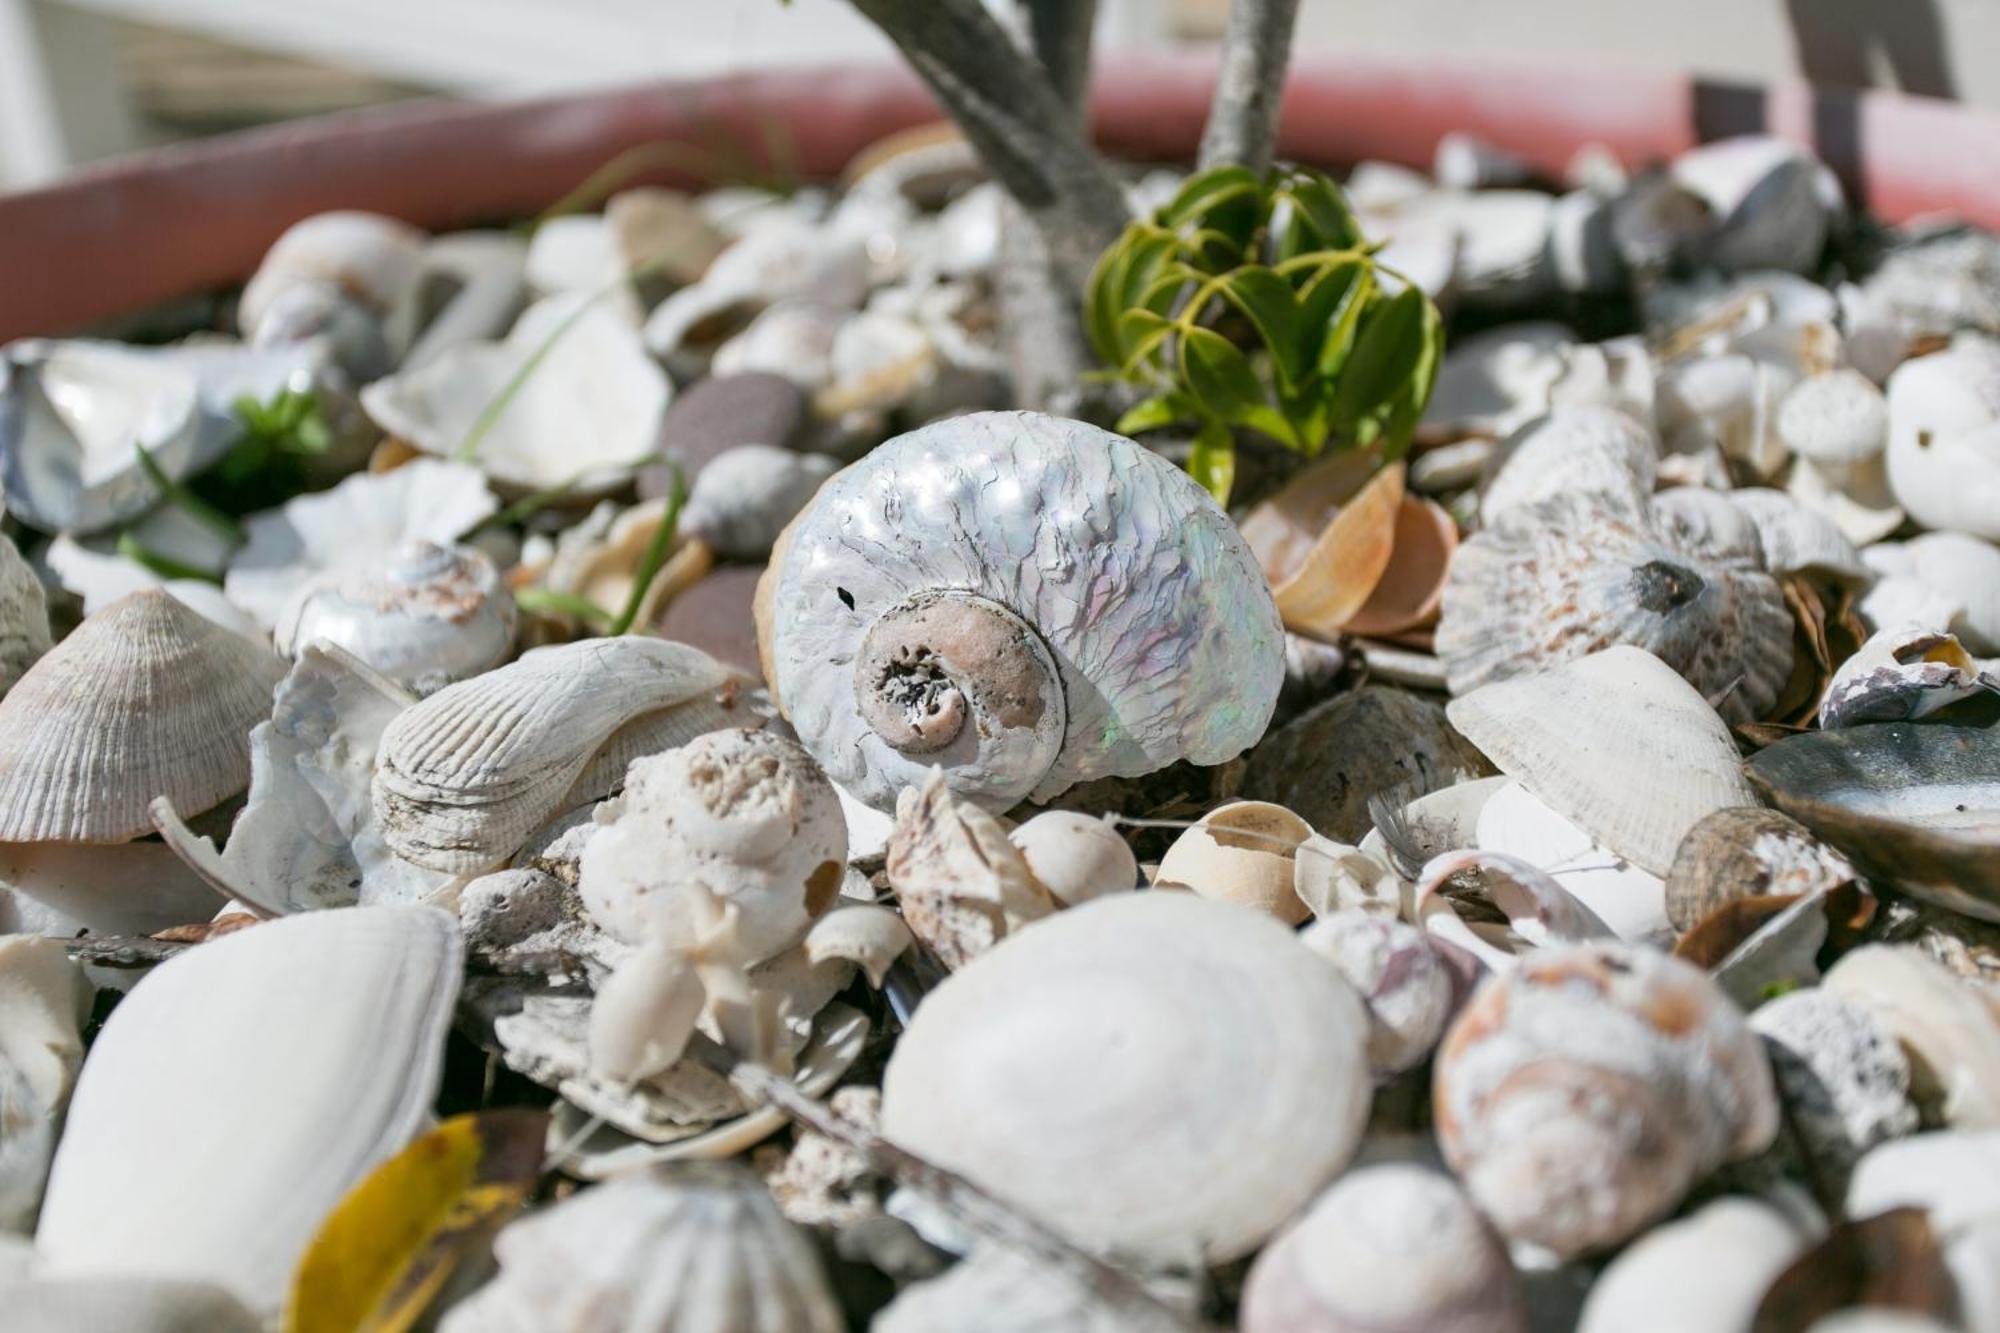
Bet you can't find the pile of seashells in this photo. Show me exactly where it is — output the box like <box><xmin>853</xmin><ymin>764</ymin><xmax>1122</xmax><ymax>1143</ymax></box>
<box><xmin>0</xmin><ymin>120</ymin><xmax>1998</xmax><ymax>1333</ymax></box>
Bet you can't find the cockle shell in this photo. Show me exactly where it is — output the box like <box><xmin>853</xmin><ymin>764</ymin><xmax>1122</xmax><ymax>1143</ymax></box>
<box><xmin>373</xmin><ymin>636</ymin><xmax>737</xmax><ymax>873</ymax></box>
<box><xmin>1576</xmin><ymin>1198</ymin><xmax>1805</xmax><ymax>1333</ymax></box>
<box><xmin>580</xmin><ymin>729</ymin><xmax>846</xmax><ymax>963</ymax></box>
<box><xmin>35</xmin><ymin>907</ymin><xmax>460</xmax><ymax>1314</ymax></box>
<box><xmin>151</xmin><ymin>643</ymin><xmax>448</xmax><ymax>915</ymax></box>
<box><xmin>1241</xmin><ymin>1164</ymin><xmax>1526</xmax><ymax>1333</ymax></box>
<box><xmin>881</xmin><ymin>891</ymin><xmax>1371</xmax><ymax>1264</ymax></box>
<box><xmin>443</xmin><ymin>1161</ymin><xmax>840</xmax><ymax>1333</ymax></box>
<box><xmin>1438</xmin><ymin>492</ymin><xmax>1794</xmax><ymax>723</ymax></box>
<box><xmin>886</xmin><ymin>770</ymin><xmax>1054</xmax><ymax>969</ymax></box>
<box><xmin>679</xmin><ymin>444</ymin><xmax>838</xmax><ymax>562</ymax></box>
<box><xmin>1651</xmin><ymin>485</ymin><xmax>1767</xmax><ymax>566</ymax></box>
<box><xmin>1664</xmin><ymin>806</ymin><xmax>1858</xmax><ymax>932</ymax></box>
<box><xmin>1299</xmin><ymin>912</ymin><xmax>1458</xmax><ymax>1077</ymax></box>
<box><xmin>362</xmin><ymin>292</ymin><xmax>671</xmax><ymax>492</ymax></box>
<box><xmin>1446</xmin><ymin>646</ymin><xmax>1761</xmax><ymax>875</ymax></box>
<box><xmin>1671</xmin><ymin>136</ymin><xmax>1829</xmax><ymax>274</ymax></box>
<box><xmin>1885</xmin><ymin>338</ymin><xmax>2000</xmax><ymax>541</ymax></box>
<box><xmin>763</xmin><ymin>411</ymin><xmax>1283</xmax><ymax>812</ymax></box>
<box><xmin>0</xmin><ymin>536</ymin><xmax>49</xmax><ymax>699</ymax></box>
<box><xmin>1478</xmin><ymin>405</ymin><xmax>1657</xmax><ymax>523</ymax></box>
<box><xmin>1007</xmin><ymin>810</ymin><xmax>1138</xmax><ymax>907</ymax></box>
<box><xmin>1433</xmin><ymin>941</ymin><xmax>1779</xmax><ymax>1258</ymax></box>
<box><xmin>0</xmin><ymin>590</ymin><xmax>283</xmax><ymax>845</ymax></box>
<box><xmin>1155</xmin><ymin>801</ymin><xmax>1313</xmax><ymax>924</ymax></box>
<box><xmin>226</xmin><ymin>458</ymin><xmax>498</xmax><ymax>629</ymax></box>
<box><xmin>1820</xmin><ymin>625</ymin><xmax>1989</xmax><ymax>728</ymax></box>
<box><xmin>0</xmin><ymin>936</ymin><xmax>88</xmax><ymax>1231</ymax></box>
<box><xmin>275</xmin><ymin>539</ymin><xmax>515</xmax><ymax>695</ymax></box>
<box><xmin>1825</xmin><ymin>946</ymin><xmax>2000</xmax><ymax>1129</ymax></box>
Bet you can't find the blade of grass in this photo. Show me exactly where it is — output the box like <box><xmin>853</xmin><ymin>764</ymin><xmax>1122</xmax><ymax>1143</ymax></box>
<box><xmin>607</xmin><ymin>464</ymin><xmax>686</xmax><ymax>636</ymax></box>
<box><xmin>513</xmin><ymin>587</ymin><xmax>614</xmax><ymax>628</ymax></box>
<box><xmin>132</xmin><ymin>443</ymin><xmax>245</xmax><ymax>546</ymax></box>
<box><xmin>115</xmin><ymin>531</ymin><xmax>223</xmax><ymax>585</ymax></box>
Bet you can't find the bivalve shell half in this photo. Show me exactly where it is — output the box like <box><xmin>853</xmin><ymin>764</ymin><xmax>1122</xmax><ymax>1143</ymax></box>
<box><xmin>373</xmin><ymin>637</ymin><xmax>736</xmax><ymax>873</ymax></box>
<box><xmin>1446</xmin><ymin>645</ymin><xmax>1760</xmax><ymax>876</ymax></box>
<box><xmin>34</xmin><ymin>906</ymin><xmax>460</xmax><ymax>1314</ymax></box>
<box><xmin>881</xmin><ymin>890</ymin><xmax>1371</xmax><ymax>1265</ymax></box>
<box><xmin>0</xmin><ymin>590</ymin><xmax>283</xmax><ymax>844</ymax></box>
<box><xmin>1479</xmin><ymin>405</ymin><xmax>1657</xmax><ymax>523</ymax></box>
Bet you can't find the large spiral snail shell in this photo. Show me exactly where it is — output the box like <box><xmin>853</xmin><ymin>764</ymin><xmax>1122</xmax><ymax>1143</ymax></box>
<box><xmin>759</xmin><ymin>411</ymin><xmax>1285</xmax><ymax>811</ymax></box>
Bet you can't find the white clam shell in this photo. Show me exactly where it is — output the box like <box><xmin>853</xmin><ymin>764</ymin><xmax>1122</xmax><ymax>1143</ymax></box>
<box><xmin>1863</xmin><ymin>531</ymin><xmax>2000</xmax><ymax>654</ymax></box>
<box><xmin>0</xmin><ymin>935</ymin><xmax>89</xmax><ymax>1230</ymax></box>
<box><xmin>768</xmin><ymin>411</ymin><xmax>1284</xmax><ymax>811</ymax></box>
<box><xmin>35</xmin><ymin>906</ymin><xmax>460</xmax><ymax>1313</ymax></box>
<box><xmin>1439</xmin><ymin>492</ymin><xmax>1795</xmax><ymax>724</ymax></box>
<box><xmin>152</xmin><ymin>643</ymin><xmax>448</xmax><ymax>914</ymax></box>
<box><xmin>226</xmin><ymin>458</ymin><xmax>498</xmax><ymax>629</ymax></box>
<box><xmin>880</xmin><ymin>890</ymin><xmax>1371</xmax><ymax>1265</ymax></box>
<box><xmin>363</xmin><ymin>293</ymin><xmax>670</xmax><ymax>492</ymax></box>
<box><xmin>440</xmin><ymin>1162</ymin><xmax>841</xmax><ymax>1333</ymax></box>
<box><xmin>1446</xmin><ymin>645</ymin><xmax>1761</xmax><ymax>876</ymax></box>
<box><xmin>0</xmin><ymin>536</ymin><xmax>49</xmax><ymax>698</ymax></box>
<box><xmin>1240</xmin><ymin>1164</ymin><xmax>1525</xmax><ymax>1333</ymax></box>
<box><xmin>374</xmin><ymin>637</ymin><xmax>737</xmax><ymax>873</ymax></box>
<box><xmin>1885</xmin><ymin>338</ymin><xmax>2000</xmax><ymax>541</ymax></box>
<box><xmin>1577</xmin><ymin>1198</ymin><xmax>1805</xmax><ymax>1333</ymax></box>
<box><xmin>1479</xmin><ymin>405</ymin><xmax>1657</xmax><ymax>523</ymax></box>
<box><xmin>680</xmin><ymin>444</ymin><xmax>838</xmax><ymax>562</ymax></box>
<box><xmin>1473</xmin><ymin>780</ymin><xmax>1672</xmax><ymax>946</ymax></box>
<box><xmin>0</xmin><ymin>590</ymin><xmax>283</xmax><ymax>845</ymax></box>
<box><xmin>0</xmin><ymin>841</ymin><xmax>223</xmax><ymax>939</ymax></box>
<box><xmin>275</xmin><ymin>539</ymin><xmax>516</xmax><ymax>695</ymax></box>
<box><xmin>0</xmin><ymin>1274</ymin><xmax>263</xmax><ymax>1333</ymax></box>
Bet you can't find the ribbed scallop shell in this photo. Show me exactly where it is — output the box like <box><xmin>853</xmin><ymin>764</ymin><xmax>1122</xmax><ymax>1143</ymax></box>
<box><xmin>767</xmin><ymin>411</ymin><xmax>1285</xmax><ymax>810</ymax></box>
<box><xmin>1479</xmin><ymin>406</ymin><xmax>1657</xmax><ymax>523</ymax></box>
<box><xmin>1445</xmin><ymin>646</ymin><xmax>1761</xmax><ymax>877</ymax></box>
<box><xmin>0</xmin><ymin>533</ymin><xmax>51</xmax><ymax>697</ymax></box>
<box><xmin>35</xmin><ymin>906</ymin><xmax>459</xmax><ymax>1315</ymax></box>
<box><xmin>0</xmin><ymin>590</ymin><xmax>283</xmax><ymax>843</ymax></box>
<box><xmin>880</xmin><ymin>890</ymin><xmax>1370</xmax><ymax>1265</ymax></box>
<box><xmin>1437</xmin><ymin>489</ymin><xmax>1794</xmax><ymax>723</ymax></box>
<box><xmin>439</xmin><ymin>1161</ymin><xmax>841</xmax><ymax>1333</ymax></box>
<box><xmin>372</xmin><ymin>637</ymin><xmax>734</xmax><ymax>872</ymax></box>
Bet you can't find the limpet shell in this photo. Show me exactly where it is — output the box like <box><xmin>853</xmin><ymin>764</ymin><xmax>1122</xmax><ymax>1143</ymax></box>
<box><xmin>881</xmin><ymin>891</ymin><xmax>1371</xmax><ymax>1265</ymax></box>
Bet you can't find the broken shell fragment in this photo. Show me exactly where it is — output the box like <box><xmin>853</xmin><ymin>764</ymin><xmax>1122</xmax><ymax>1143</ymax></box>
<box><xmin>35</xmin><ymin>907</ymin><xmax>460</xmax><ymax>1314</ymax></box>
<box><xmin>1664</xmin><ymin>806</ymin><xmax>1859</xmax><ymax>934</ymax></box>
<box><xmin>1471</xmin><ymin>779</ymin><xmax>1671</xmax><ymax>946</ymax></box>
<box><xmin>373</xmin><ymin>636</ymin><xmax>737</xmax><ymax>873</ymax></box>
<box><xmin>764</xmin><ymin>411</ymin><xmax>1283</xmax><ymax>812</ymax></box>
<box><xmin>440</xmin><ymin>1161</ymin><xmax>842</xmax><ymax>1333</ymax></box>
<box><xmin>881</xmin><ymin>891</ymin><xmax>1371</xmax><ymax>1265</ymax></box>
<box><xmin>1007</xmin><ymin>810</ymin><xmax>1138</xmax><ymax>907</ymax></box>
<box><xmin>275</xmin><ymin>539</ymin><xmax>516</xmax><ymax>695</ymax></box>
<box><xmin>1412</xmin><ymin>847</ymin><xmax>1617</xmax><ymax>971</ymax></box>
<box><xmin>1576</xmin><ymin>1198</ymin><xmax>1805</xmax><ymax>1333</ymax></box>
<box><xmin>1751</xmin><ymin>988</ymin><xmax>1919</xmax><ymax>1183</ymax></box>
<box><xmin>885</xmin><ymin>770</ymin><xmax>1054</xmax><ymax>969</ymax></box>
<box><xmin>1154</xmin><ymin>800</ymin><xmax>1313</xmax><ymax>924</ymax></box>
<box><xmin>1865</xmin><ymin>531</ymin><xmax>2000</xmax><ymax>655</ymax></box>
<box><xmin>1728</xmin><ymin>486</ymin><xmax>1871</xmax><ymax>585</ymax></box>
<box><xmin>0</xmin><ymin>935</ymin><xmax>89</xmax><ymax>1231</ymax></box>
<box><xmin>1240</xmin><ymin>452</ymin><xmax>1406</xmax><ymax>638</ymax></box>
<box><xmin>1824</xmin><ymin>945</ymin><xmax>2000</xmax><ymax>1128</ymax></box>
<box><xmin>1446</xmin><ymin>645</ymin><xmax>1761</xmax><ymax>876</ymax></box>
<box><xmin>1241</xmin><ymin>1164</ymin><xmax>1526</xmax><ymax>1333</ymax></box>
<box><xmin>802</xmin><ymin>901</ymin><xmax>911</xmax><ymax>986</ymax></box>
<box><xmin>1433</xmin><ymin>941</ymin><xmax>1778</xmax><ymax>1258</ymax></box>
<box><xmin>1820</xmin><ymin>624</ymin><xmax>1989</xmax><ymax>729</ymax></box>
<box><xmin>1300</xmin><ymin>911</ymin><xmax>1457</xmax><ymax>1077</ymax></box>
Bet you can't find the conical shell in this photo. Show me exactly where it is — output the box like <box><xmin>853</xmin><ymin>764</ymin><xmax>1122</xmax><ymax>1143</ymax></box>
<box><xmin>439</xmin><ymin>1161</ymin><xmax>841</xmax><ymax>1333</ymax></box>
<box><xmin>374</xmin><ymin>637</ymin><xmax>735</xmax><ymax>873</ymax></box>
<box><xmin>0</xmin><ymin>590</ymin><xmax>283</xmax><ymax>843</ymax></box>
<box><xmin>881</xmin><ymin>890</ymin><xmax>1370</xmax><ymax>1265</ymax></box>
<box><xmin>1445</xmin><ymin>646</ymin><xmax>1760</xmax><ymax>876</ymax></box>
<box><xmin>35</xmin><ymin>906</ymin><xmax>460</xmax><ymax>1314</ymax></box>
<box><xmin>1437</xmin><ymin>489</ymin><xmax>1794</xmax><ymax>723</ymax></box>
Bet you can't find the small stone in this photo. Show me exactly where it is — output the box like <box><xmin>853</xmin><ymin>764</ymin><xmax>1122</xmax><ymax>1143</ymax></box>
<box><xmin>638</xmin><ymin>372</ymin><xmax>808</xmax><ymax>496</ymax></box>
<box><xmin>1752</xmin><ymin>988</ymin><xmax>1920</xmax><ymax>1183</ymax></box>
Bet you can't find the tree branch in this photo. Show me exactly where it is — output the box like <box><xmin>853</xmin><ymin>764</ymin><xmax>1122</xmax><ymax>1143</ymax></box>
<box><xmin>847</xmin><ymin>0</ymin><xmax>1128</xmax><ymax>293</ymax></box>
<box><xmin>1197</xmin><ymin>0</ymin><xmax>1304</xmax><ymax>174</ymax></box>
<box><xmin>1022</xmin><ymin>0</ymin><xmax>1097</xmax><ymax>121</ymax></box>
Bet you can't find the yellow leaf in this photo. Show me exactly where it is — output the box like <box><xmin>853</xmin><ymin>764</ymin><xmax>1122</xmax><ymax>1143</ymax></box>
<box><xmin>284</xmin><ymin>1109</ymin><xmax>549</xmax><ymax>1333</ymax></box>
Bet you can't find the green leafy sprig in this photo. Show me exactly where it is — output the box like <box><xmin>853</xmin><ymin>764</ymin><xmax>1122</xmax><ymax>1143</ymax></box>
<box><xmin>1085</xmin><ymin>164</ymin><xmax>1445</xmax><ymax>503</ymax></box>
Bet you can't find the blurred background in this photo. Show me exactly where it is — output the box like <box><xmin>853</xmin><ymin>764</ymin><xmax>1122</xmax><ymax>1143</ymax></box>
<box><xmin>0</xmin><ymin>0</ymin><xmax>1986</xmax><ymax>190</ymax></box>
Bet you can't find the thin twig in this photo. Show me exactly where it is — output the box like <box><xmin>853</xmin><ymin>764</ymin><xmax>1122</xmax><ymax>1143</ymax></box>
<box><xmin>1197</xmin><ymin>0</ymin><xmax>1303</xmax><ymax>175</ymax></box>
<box><xmin>63</xmin><ymin>935</ymin><xmax>193</xmax><ymax>968</ymax></box>
<box><xmin>703</xmin><ymin>1045</ymin><xmax>1203</xmax><ymax>1331</ymax></box>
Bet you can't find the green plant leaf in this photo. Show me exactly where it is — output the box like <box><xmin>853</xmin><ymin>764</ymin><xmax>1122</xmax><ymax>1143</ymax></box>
<box><xmin>607</xmin><ymin>463</ymin><xmax>686</xmax><ymax>635</ymax></box>
<box><xmin>1232</xmin><ymin>403</ymin><xmax>1305</xmax><ymax>451</ymax></box>
<box><xmin>1299</xmin><ymin>258</ymin><xmax>1374</xmax><ymax>379</ymax></box>
<box><xmin>1330</xmin><ymin>285</ymin><xmax>1427</xmax><ymax>440</ymax></box>
<box><xmin>1187</xmin><ymin>420</ymin><xmax>1236</xmax><ymax>507</ymax></box>
<box><xmin>1085</xmin><ymin>231</ymin><xmax>1142</xmax><ymax>366</ymax></box>
<box><xmin>1115</xmin><ymin>391</ymin><xmax>1195</xmax><ymax>436</ymax></box>
<box><xmin>115</xmin><ymin>531</ymin><xmax>223</xmax><ymax>584</ymax></box>
<box><xmin>133</xmin><ymin>444</ymin><xmax>245</xmax><ymax>546</ymax></box>
<box><xmin>1178</xmin><ymin>326</ymin><xmax>1264</xmax><ymax>424</ymax></box>
<box><xmin>1375</xmin><ymin>291</ymin><xmax>1446</xmax><ymax>460</ymax></box>
<box><xmin>1280</xmin><ymin>169</ymin><xmax>1364</xmax><ymax>252</ymax></box>
<box><xmin>1157</xmin><ymin>165</ymin><xmax>1262</xmax><ymax>228</ymax></box>
<box><xmin>514</xmin><ymin>587</ymin><xmax>614</xmax><ymax>626</ymax></box>
<box><xmin>1218</xmin><ymin>268</ymin><xmax>1301</xmax><ymax>391</ymax></box>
